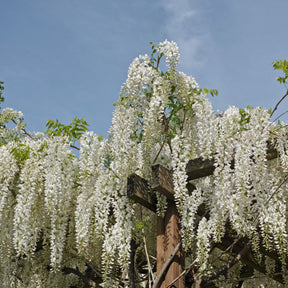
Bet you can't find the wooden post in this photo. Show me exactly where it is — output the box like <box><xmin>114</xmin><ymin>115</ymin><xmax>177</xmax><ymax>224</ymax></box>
<box><xmin>157</xmin><ymin>215</ymin><xmax>165</xmax><ymax>283</ymax></box>
<box><xmin>152</xmin><ymin>165</ymin><xmax>184</xmax><ymax>287</ymax></box>
<box><xmin>158</xmin><ymin>200</ymin><xmax>184</xmax><ymax>288</ymax></box>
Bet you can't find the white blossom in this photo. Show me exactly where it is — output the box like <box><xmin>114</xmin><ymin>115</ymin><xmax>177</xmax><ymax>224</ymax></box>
<box><xmin>0</xmin><ymin>143</ymin><xmax>18</xmax><ymax>217</ymax></box>
<box><xmin>42</xmin><ymin>137</ymin><xmax>77</xmax><ymax>268</ymax></box>
<box><xmin>157</xmin><ymin>39</ymin><xmax>179</xmax><ymax>70</ymax></box>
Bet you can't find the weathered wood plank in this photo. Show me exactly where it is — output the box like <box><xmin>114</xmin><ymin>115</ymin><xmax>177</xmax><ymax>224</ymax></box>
<box><xmin>151</xmin><ymin>165</ymin><xmax>174</xmax><ymax>200</ymax></box>
<box><xmin>152</xmin><ymin>145</ymin><xmax>278</xmax><ymax>195</ymax></box>
<box><xmin>267</xmin><ymin>142</ymin><xmax>278</xmax><ymax>160</ymax></box>
<box><xmin>127</xmin><ymin>174</ymin><xmax>156</xmax><ymax>212</ymax></box>
<box><xmin>186</xmin><ymin>157</ymin><xmax>215</xmax><ymax>180</ymax></box>
<box><xmin>131</xmin><ymin>145</ymin><xmax>278</xmax><ymax>208</ymax></box>
<box><xmin>186</xmin><ymin>144</ymin><xmax>277</xmax><ymax>180</ymax></box>
<box><xmin>152</xmin><ymin>164</ymin><xmax>196</xmax><ymax>199</ymax></box>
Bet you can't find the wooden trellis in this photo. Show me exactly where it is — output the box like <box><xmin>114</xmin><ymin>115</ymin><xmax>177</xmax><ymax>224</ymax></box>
<box><xmin>127</xmin><ymin>144</ymin><xmax>286</xmax><ymax>287</ymax></box>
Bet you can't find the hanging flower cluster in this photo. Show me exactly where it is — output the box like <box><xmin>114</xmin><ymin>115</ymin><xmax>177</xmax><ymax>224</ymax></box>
<box><xmin>0</xmin><ymin>40</ymin><xmax>288</xmax><ymax>287</ymax></box>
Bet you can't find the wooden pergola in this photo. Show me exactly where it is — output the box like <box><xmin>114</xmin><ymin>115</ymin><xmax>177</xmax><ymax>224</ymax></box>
<box><xmin>127</xmin><ymin>144</ymin><xmax>286</xmax><ymax>287</ymax></box>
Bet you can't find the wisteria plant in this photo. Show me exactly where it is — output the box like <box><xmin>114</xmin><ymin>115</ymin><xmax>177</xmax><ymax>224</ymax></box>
<box><xmin>0</xmin><ymin>41</ymin><xmax>288</xmax><ymax>287</ymax></box>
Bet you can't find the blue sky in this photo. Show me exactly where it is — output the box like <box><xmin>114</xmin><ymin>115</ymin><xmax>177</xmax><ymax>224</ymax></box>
<box><xmin>1</xmin><ymin>0</ymin><xmax>288</xmax><ymax>136</ymax></box>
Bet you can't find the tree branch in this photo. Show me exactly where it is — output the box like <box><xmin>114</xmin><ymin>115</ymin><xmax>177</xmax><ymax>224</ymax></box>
<box><xmin>142</xmin><ymin>229</ymin><xmax>155</xmax><ymax>285</ymax></box>
<box><xmin>12</xmin><ymin>119</ymin><xmax>34</xmax><ymax>139</ymax></box>
<box><xmin>61</xmin><ymin>262</ymin><xmax>104</xmax><ymax>287</ymax></box>
<box><xmin>62</xmin><ymin>266</ymin><xmax>99</xmax><ymax>287</ymax></box>
<box><xmin>200</xmin><ymin>242</ymin><xmax>252</xmax><ymax>286</ymax></box>
<box><xmin>270</xmin><ymin>89</ymin><xmax>288</xmax><ymax>118</ymax></box>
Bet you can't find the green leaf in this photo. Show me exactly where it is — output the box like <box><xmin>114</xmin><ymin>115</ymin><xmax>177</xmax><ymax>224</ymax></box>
<box><xmin>203</xmin><ymin>88</ymin><xmax>218</xmax><ymax>97</ymax></box>
<box><xmin>45</xmin><ymin>117</ymin><xmax>89</xmax><ymax>141</ymax></box>
<box><xmin>11</xmin><ymin>144</ymin><xmax>31</xmax><ymax>164</ymax></box>
<box><xmin>273</xmin><ymin>59</ymin><xmax>288</xmax><ymax>84</ymax></box>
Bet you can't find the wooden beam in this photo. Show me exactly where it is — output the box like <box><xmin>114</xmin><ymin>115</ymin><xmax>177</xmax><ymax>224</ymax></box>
<box><xmin>127</xmin><ymin>173</ymin><xmax>156</xmax><ymax>212</ymax></box>
<box><xmin>152</xmin><ymin>144</ymin><xmax>278</xmax><ymax>195</ymax></box>
<box><xmin>151</xmin><ymin>164</ymin><xmax>196</xmax><ymax>199</ymax></box>
<box><xmin>186</xmin><ymin>157</ymin><xmax>215</xmax><ymax>180</ymax></box>
<box><xmin>127</xmin><ymin>166</ymin><xmax>196</xmax><ymax>213</ymax></box>
<box><xmin>151</xmin><ymin>165</ymin><xmax>174</xmax><ymax>200</ymax></box>
<box><xmin>267</xmin><ymin>142</ymin><xmax>278</xmax><ymax>160</ymax></box>
<box><xmin>130</xmin><ymin>144</ymin><xmax>278</xmax><ymax>209</ymax></box>
<box><xmin>186</xmin><ymin>144</ymin><xmax>277</xmax><ymax>181</ymax></box>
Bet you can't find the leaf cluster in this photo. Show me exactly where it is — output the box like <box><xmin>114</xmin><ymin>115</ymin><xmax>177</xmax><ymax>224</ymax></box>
<box><xmin>273</xmin><ymin>59</ymin><xmax>288</xmax><ymax>84</ymax></box>
<box><xmin>11</xmin><ymin>143</ymin><xmax>31</xmax><ymax>164</ymax></box>
<box><xmin>203</xmin><ymin>87</ymin><xmax>218</xmax><ymax>97</ymax></box>
<box><xmin>45</xmin><ymin>116</ymin><xmax>89</xmax><ymax>142</ymax></box>
<box><xmin>238</xmin><ymin>106</ymin><xmax>253</xmax><ymax>128</ymax></box>
<box><xmin>149</xmin><ymin>41</ymin><xmax>163</xmax><ymax>70</ymax></box>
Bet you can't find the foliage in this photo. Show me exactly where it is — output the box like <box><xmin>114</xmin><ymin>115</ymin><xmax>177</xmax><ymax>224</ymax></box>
<box><xmin>0</xmin><ymin>42</ymin><xmax>288</xmax><ymax>288</ymax></box>
<box><xmin>273</xmin><ymin>59</ymin><xmax>288</xmax><ymax>84</ymax></box>
<box><xmin>45</xmin><ymin>116</ymin><xmax>89</xmax><ymax>142</ymax></box>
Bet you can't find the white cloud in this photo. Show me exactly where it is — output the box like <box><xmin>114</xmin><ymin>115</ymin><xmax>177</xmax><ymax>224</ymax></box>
<box><xmin>159</xmin><ymin>0</ymin><xmax>211</xmax><ymax>71</ymax></box>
